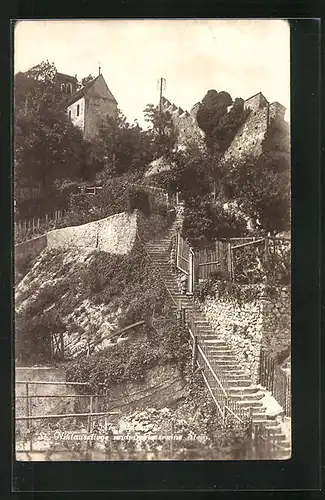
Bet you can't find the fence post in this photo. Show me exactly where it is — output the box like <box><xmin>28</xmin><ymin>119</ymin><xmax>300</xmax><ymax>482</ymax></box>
<box><xmin>46</xmin><ymin>213</ymin><xmax>49</xmax><ymax>224</ymax></box>
<box><xmin>188</xmin><ymin>249</ymin><xmax>194</xmax><ymax>295</ymax></box>
<box><xmin>180</xmin><ymin>307</ymin><xmax>186</xmax><ymax>326</ymax></box>
<box><xmin>88</xmin><ymin>395</ymin><xmax>93</xmax><ymax>433</ymax></box>
<box><xmin>264</xmin><ymin>237</ymin><xmax>269</xmax><ymax>278</ymax></box>
<box><xmin>176</xmin><ymin>232</ymin><xmax>179</xmax><ymax>269</ymax></box>
<box><xmin>59</xmin><ymin>332</ymin><xmax>64</xmax><ymax>360</ymax></box>
<box><xmin>191</xmin><ymin>335</ymin><xmax>197</xmax><ymax>371</ymax></box>
<box><xmin>227</xmin><ymin>241</ymin><xmax>233</xmax><ymax>282</ymax></box>
<box><xmin>26</xmin><ymin>382</ymin><xmax>30</xmax><ymax>431</ymax></box>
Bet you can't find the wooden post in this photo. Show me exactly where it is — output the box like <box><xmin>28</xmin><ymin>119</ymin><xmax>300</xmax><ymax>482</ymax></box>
<box><xmin>50</xmin><ymin>335</ymin><xmax>53</xmax><ymax>362</ymax></box>
<box><xmin>88</xmin><ymin>396</ymin><xmax>93</xmax><ymax>432</ymax></box>
<box><xmin>59</xmin><ymin>332</ymin><xmax>64</xmax><ymax>360</ymax></box>
<box><xmin>188</xmin><ymin>250</ymin><xmax>194</xmax><ymax>294</ymax></box>
<box><xmin>180</xmin><ymin>307</ymin><xmax>186</xmax><ymax>325</ymax></box>
<box><xmin>191</xmin><ymin>335</ymin><xmax>197</xmax><ymax>371</ymax></box>
<box><xmin>170</xmin><ymin>419</ymin><xmax>174</xmax><ymax>455</ymax></box>
<box><xmin>264</xmin><ymin>237</ymin><xmax>269</xmax><ymax>278</ymax></box>
<box><xmin>176</xmin><ymin>232</ymin><xmax>179</xmax><ymax>269</ymax></box>
<box><xmin>26</xmin><ymin>383</ymin><xmax>30</xmax><ymax>431</ymax></box>
<box><xmin>227</xmin><ymin>242</ymin><xmax>233</xmax><ymax>281</ymax></box>
<box><xmin>46</xmin><ymin>213</ymin><xmax>49</xmax><ymax>224</ymax></box>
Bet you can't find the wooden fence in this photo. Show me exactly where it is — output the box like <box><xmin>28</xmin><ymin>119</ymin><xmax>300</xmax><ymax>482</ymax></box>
<box><xmin>259</xmin><ymin>349</ymin><xmax>291</xmax><ymax>417</ymax></box>
<box><xmin>196</xmin><ymin>241</ymin><xmax>230</xmax><ymax>280</ymax></box>
<box><xmin>14</xmin><ymin>209</ymin><xmax>67</xmax><ymax>242</ymax></box>
<box><xmin>176</xmin><ymin>232</ymin><xmax>291</xmax><ymax>289</ymax></box>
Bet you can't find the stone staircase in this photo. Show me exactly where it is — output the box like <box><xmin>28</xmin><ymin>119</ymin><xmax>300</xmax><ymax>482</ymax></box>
<box><xmin>145</xmin><ymin>218</ymin><xmax>291</xmax><ymax>459</ymax></box>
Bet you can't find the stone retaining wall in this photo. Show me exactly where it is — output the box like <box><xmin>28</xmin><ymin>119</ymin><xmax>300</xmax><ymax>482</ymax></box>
<box><xmin>201</xmin><ymin>285</ymin><xmax>291</xmax><ymax>383</ymax></box>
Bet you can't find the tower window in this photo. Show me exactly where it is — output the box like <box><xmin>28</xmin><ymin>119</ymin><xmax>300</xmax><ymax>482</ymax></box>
<box><xmin>67</xmin><ymin>83</ymin><xmax>72</xmax><ymax>94</ymax></box>
<box><xmin>68</xmin><ymin>110</ymin><xmax>71</xmax><ymax>119</ymax></box>
<box><xmin>77</xmin><ymin>104</ymin><xmax>80</xmax><ymax>116</ymax></box>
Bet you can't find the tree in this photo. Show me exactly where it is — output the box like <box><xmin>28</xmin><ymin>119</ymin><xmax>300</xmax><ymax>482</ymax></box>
<box><xmin>144</xmin><ymin>103</ymin><xmax>178</xmax><ymax>157</ymax></box>
<box><xmin>14</xmin><ymin>61</ymin><xmax>89</xmax><ymax>197</ymax></box>
<box><xmin>95</xmin><ymin>110</ymin><xmax>154</xmax><ymax>179</ymax></box>
<box><xmin>77</xmin><ymin>73</ymin><xmax>95</xmax><ymax>90</ymax></box>
<box><xmin>221</xmin><ymin>151</ymin><xmax>290</xmax><ymax>234</ymax></box>
<box><xmin>197</xmin><ymin>90</ymin><xmax>249</xmax><ymax>155</ymax></box>
<box><xmin>182</xmin><ymin>199</ymin><xmax>248</xmax><ymax>248</ymax></box>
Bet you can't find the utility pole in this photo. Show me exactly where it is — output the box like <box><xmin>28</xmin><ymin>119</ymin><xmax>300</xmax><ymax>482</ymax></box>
<box><xmin>158</xmin><ymin>77</ymin><xmax>166</xmax><ymax>134</ymax></box>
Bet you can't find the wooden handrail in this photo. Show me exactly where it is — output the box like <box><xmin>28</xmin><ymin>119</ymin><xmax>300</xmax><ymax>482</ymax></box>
<box><xmin>231</xmin><ymin>238</ymin><xmax>265</xmax><ymax>250</ymax></box>
<box><xmin>16</xmin><ymin>381</ymin><xmax>89</xmax><ymax>385</ymax></box>
<box><xmin>16</xmin><ymin>411</ymin><xmax>120</xmax><ymax>421</ymax></box>
<box><xmin>187</xmin><ymin>325</ymin><xmax>228</xmax><ymax>400</ymax></box>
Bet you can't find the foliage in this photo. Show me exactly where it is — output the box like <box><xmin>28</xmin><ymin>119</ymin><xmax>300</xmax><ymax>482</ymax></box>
<box><xmin>77</xmin><ymin>73</ymin><xmax>95</xmax><ymax>89</ymax></box>
<box><xmin>14</xmin><ymin>61</ymin><xmax>93</xmax><ymax>197</ymax></box>
<box><xmin>196</xmin><ymin>90</ymin><xmax>249</xmax><ymax>154</ymax></box>
<box><xmin>127</xmin><ymin>187</ymin><xmax>151</xmax><ymax>216</ymax></box>
<box><xmin>194</xmin><ymin>273</ymin><xmax>285</xmax><ymax>308</ymax></box>
<box><xmin>144</xmin><ymin>103</ymin><xmax>178</xmax><ymax>157</ymax></box>
<box><xmin>220</xmin><ymin>151</ymin><xmax>290</xmax><ymax>234</ymax></box>
<box><xmin>65</xmin><ymin>318</ymin><xmax>190</xmax><ymax>392</ymax></box>
<box><xmin>182</xmin><ymin>199</ymin><xmax>248</xmax><ymax>248</ymax></box>
<box><xmin>95</xmin><ymin>111</ymin><xmax>154</xmax><ymax>179</ymax></box>
<box><xmin>15</xmin><ymin>239</ymin><xmax>168</xmax><ymax>364</ymax></box>
<box><xmin>16</xmin><ymin>307</ymin><xmax>65</xmax><ymax>365</ymax></box>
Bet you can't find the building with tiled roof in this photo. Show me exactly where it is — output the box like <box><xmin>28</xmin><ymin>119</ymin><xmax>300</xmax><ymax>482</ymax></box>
<box><xmin>64</xmin><ymin>73</ymin><xmax>118</xmax><ymax>140</ymax></box>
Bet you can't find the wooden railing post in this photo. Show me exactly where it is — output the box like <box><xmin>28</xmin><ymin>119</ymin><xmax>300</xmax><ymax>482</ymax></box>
<box><xmin>88</xmin><ymin>395</ymin><xmax>93</xmax><ymax>432</ymax></box>
<box><xmin>188</xmin><ymin>249</ymin><xmax>194</xmax><ymax>295</ymax></box>
<box><xmin>59</xmin><ymin>332</ymin><xmax>64</xmax><ymax>360</ymax></box>
<box><xmin>227</xmin><ymin>241</ymin><xmax>233</xmax><ymax>282</ymax></box>
<box><xmin>191</xmin><ymin>335</ymin><xmax>197</xmax><ymax>371</ymax></box>
<box><xmin>26</xmin><ymin>382</ymin><xmax>30</xmax><ymax>431</ymax></box>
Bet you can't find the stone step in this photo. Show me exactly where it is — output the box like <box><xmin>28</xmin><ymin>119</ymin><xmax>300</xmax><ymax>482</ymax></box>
<box><xmin>207</xmin><ymin>349</ymin><xmax>234</xmax><ymax>355</ymax></box>
<box><xmin>227</xmin><ymin>386</ymin><xmax>259</xmax><ymax>395</ymax></box>
<box><xmin>205</xmin><ymin>349</ymin><xmax>233</xmax><ymax>356</ymax></box>
<box><xmin>199</xmin><ymin>336</ymin><xmax>221</xmax><ymax>342</ymax></box>
<box><xmin>221</xmin><ymin>369</ymin><xmax>249</xmax><ymax>377</ymax></box>
<box><xmin>229</xmin><ymin>391</ymin><xmax>264</xmax><ymax>401</ymax></box>
<box><xmin>205</xmin><ymin>343</ymin><xmax>231</xmax><ymax>348</ymax></box>
<box><xmin>252</xmin><ymin>418</ymin><xmax>279</xmax><ymax>426</ymax></box>
<box><xmin>210</xmin><ymin>365</ymin><xmax>239</xmax><ymax>373</ymax></box>
<box><xmin>236</xmin><ymin>400</ymin><xmax>264</xmax><ymax>408</ymax></box>
<box><xmin>225</xmin><ymin>378</ymin><xmax>252</xmax><ymax>388</ymax></box>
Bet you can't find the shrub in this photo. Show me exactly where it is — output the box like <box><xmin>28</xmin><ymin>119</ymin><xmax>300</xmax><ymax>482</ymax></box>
<box><xmin>66</xmin><ymin>318</ymin><xmax>190</xmax><ymax>393</ymax></box>
<box><xmin>127</xmin><ymin>187</ymin><xmax>151</xmax><ymax>216</ymax></box>
<box><xmin>182</xmin><ymin>200</ymin><xmax>248</xmax><ymax>249</ymax></box>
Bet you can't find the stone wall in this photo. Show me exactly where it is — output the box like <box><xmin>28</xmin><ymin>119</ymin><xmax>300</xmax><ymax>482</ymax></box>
<box><xmin>84</xmin><ymin>95</ymin><xmax>117</xmax><ymax>139</ymax></box>
<box><xmin>201</xmin><ymin>285</ymin><xmax>291</xmax><ymax>383</ymax></box>
<box><xmin>47</xmin><ymin>211</ymin><xmax>138</xmax><ymax>255</ymax></box>
<box><xmin>223</xmin><ymin>102</ymin><xmax>268</xmax><ymax>162</ymax></box>
<box><xmin>161</xmin><ymin>97</ymin><xmax>204</xmax><ymax>147</ymax></box>
<box><xmin>67</xmin><ymin>96</ymin><xmax>85</xmax><ymax>132</ymax></box>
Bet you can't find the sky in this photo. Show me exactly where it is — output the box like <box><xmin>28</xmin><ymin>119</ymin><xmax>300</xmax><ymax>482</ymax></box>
<box><xmin>14</xmin><ymin>19</ymin><xmax>290</xmax><ymax>126</ymax></box>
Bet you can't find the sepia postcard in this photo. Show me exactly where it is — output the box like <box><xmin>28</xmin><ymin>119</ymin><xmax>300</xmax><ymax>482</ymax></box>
<box><xmin>14</xmin><ymin>19</ymin><xmax>291</xmax><ymax>461</ymax></box>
